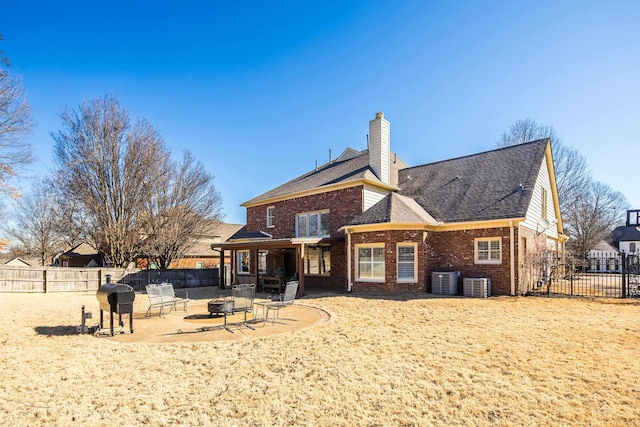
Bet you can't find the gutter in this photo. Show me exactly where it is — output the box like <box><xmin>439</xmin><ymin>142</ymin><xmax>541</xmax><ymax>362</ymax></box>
<box><xmin>510</xmin><ymin>220</ymin><xmax>516</xmax><ymax>296</ymax></box>
<box><xmin>345</xmin><ymin>228</ymin><xmax>353</xmax><ymax>292</ymax></box>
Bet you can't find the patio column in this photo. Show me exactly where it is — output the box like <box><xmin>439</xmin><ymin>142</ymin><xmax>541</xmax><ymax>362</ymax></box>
<box><xmin>219</xmin><ymin>249</ymin><xmax>226</xmax><ymax>288</ymax></box>
<box><xmin>298</xmin><ymin>243</ymin><xmax>305</xmax><ymax>297</ymax></box>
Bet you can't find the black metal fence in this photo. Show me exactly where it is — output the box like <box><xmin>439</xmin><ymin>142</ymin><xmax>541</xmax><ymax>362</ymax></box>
<box><xmin>527</xmin><ymin>252</ymin><xmax>639</xmax><ymax>298</ymax></box>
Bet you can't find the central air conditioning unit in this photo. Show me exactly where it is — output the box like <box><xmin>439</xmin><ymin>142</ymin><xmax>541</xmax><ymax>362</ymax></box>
<box><xmin>463</xmin><ymin>277</ymin><xmax>491</xmax><ymax>298</ymax></box>
<box><xmin>431</xmin><ymin>271</ymin><xmax>459</xmax><ymax>295</ymax></box>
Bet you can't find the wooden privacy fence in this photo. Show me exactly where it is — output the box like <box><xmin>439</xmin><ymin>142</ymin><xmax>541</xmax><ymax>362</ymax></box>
<box><xmin>0</xmin><ymin>267</ymin><xmax>219</xmax><ymax>292</ymax></box>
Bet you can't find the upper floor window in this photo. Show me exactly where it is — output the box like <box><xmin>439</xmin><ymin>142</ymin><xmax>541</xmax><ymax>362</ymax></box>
<box><xmin>475</xmin><ymin>237</ymin><xmax>501</xmax><ymax>264</ymax></box>
<box><xmin>541</xmin><ymin>188</ymin><xmax>548</xmax><ymax>220</ymax></box>
<box><xmin>296</xmin><ymin>211</ymin><xmax>330</xmax><ymax>238</ymax></box>
<box><xmin>266</xmin><ymin>206</ymin><xmax>275</xmax><ymax>228</ymax></box>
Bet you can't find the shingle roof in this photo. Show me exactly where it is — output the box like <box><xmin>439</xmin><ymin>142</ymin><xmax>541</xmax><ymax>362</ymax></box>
<box><xmin>609</xmin><ymin>225</ymin><xmax>640</xmax><ymax>244</ymax></box>
<box><xmin>350</xmin><ymin>193</ymin><xmax>438</xmax><ymax>225</ymax></box>
<box><xmin>183</xmin><ymin>223</ymin><xmax>244</xmax><ymax>255</ymax></box>
<box><xmin>396</xmin><ymin>139</ymin><xmax>549</xmax><ymax>223</ymax></box>
<box><xmin>243</xmin><ymin>148</ymin><xmax>406</xmax><ymax>205</ymax></box>
<box><xmin>228</xmin><ymin>225</ymin><xmax>273</xmax><ymax>241</ymax></box>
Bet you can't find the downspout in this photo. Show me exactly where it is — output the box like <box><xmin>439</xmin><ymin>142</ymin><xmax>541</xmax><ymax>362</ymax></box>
<box><xmin>346</xmin><ymin>228</ymin><xmax>353</xmax><ymax>292</ymax></box>
<box><xmin>510</xmin><ymin>221</ymin><xmax>515</xmax><ymax>296</ymax></box>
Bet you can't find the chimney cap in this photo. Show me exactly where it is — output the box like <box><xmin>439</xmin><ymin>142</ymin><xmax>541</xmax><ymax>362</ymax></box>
<box><xmin>375</xmin><ymin>112</ymin><xmax>384</xmax><ymax>119</ymax></box>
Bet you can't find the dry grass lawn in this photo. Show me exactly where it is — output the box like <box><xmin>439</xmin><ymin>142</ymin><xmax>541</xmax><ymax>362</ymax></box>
<box><xmin>1</xmin><ymin>288</ymin><xmax>639</xmax><ymax>426</ymax></box>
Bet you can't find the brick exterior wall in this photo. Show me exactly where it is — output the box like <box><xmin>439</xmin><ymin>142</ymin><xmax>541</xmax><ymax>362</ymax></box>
<box><xmin>245</xmin><ymin>186</ymin><xmax>364</xmax><ymax>291</ymax></box>
<box><xmin>427</xmin><ymin>227</ymin><xmax>518</xmax><ymax>296</ymax></box>
<box><xmin>350</xmin><ymin>230</ymin><xmax>427</xmax><ymax>293</ymax></box>
<box><xmin>246</xmin><ymin>186</ymin><xmax>364</xmax><ymax>238</ymax></box>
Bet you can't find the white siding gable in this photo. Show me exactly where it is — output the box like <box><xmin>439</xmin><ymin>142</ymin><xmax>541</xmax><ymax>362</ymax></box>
<box><xmin>522</xmin><ymin>156</ymin><xmax>559</xmax><ymax>239</ymax></box>
<box><xmin>363</xmin><ymin>184</ymin><xmax>391</xmax><ymax>211</ymax></box>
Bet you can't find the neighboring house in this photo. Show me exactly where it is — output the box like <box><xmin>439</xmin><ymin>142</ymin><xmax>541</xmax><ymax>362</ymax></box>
<box><xmin>212</xmin><ymin>112</ymin><xmax>566</xmax><ymax>296</ymax></box>
<box><xmin>609</xmin><ymin>209</ymin><xmax>640</xmax><ymax>255</ymax></box>
<box><xmin>587</xmin><ymin>240</ymin><xmax>621</xmax><ymax>273</ymax></box>
<box><xmin>2</xmin><ymin>257</ymin><xmax>36</xmax><ymax>267</ymax></box>
<box><xmin>55</xmin><ymin>242</ymin><xmax>107</xmax><ymax>267</ymax></box>
<box><xmin>136</xmin><ymin>222</ymin><xmax>244</xmax><ymax>271</ymax></box>
<box><xmin>170</xmin><ymin>223</ymin><xmax>244</xmax><ymax>269</ymax></box>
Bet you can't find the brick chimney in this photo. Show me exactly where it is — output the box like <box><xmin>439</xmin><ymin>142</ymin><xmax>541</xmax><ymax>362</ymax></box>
<box><xmin>369</xmin><ymin>112</ymin><xmax>390</xmax><ymax>185</ymax></box>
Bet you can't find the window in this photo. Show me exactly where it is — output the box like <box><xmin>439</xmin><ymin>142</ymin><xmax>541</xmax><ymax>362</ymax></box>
<box><xmin>397</xmin><ymin>243</ymin><xmax>417</xmax><ymax>282</ymax></box>
<box><xmin>357</xmin><ymin>244</ymin><xmax>385</xmax><ymax>281</ymax></box>
<box><xmin>541</xmin><ymin>188</ymin><xmax>548</xmax><ymax>220</ymax></box>
<box><xmin>258</xmin><ymin>250</ymin><xmax>267</xmax><ymax>274</ymax></box>
<box><xmin>266</xmin><ymin>206</ymin><xmax>275</xmax><ymax>228</ymax></box>
<box><xmin>195</xmin><ymin>261</ymin><xmax>205</xmax><ymax>269</ymax></box>
<box><xmin>237</xmin><ymin>250</ymin><xmax>250</xmax><ymax>274</ymax></box>
<box><xmin>296</xmin><ymin>211</ymin><xmax>330</xmax><ymax>238</ymax></box>
<box><xmin>630</xmin><ymin>243</ymin><xmax>637</xmax><ymax>253</ymax></box>
<box><xmin>305</xmin><ymin>246</ymin><xmax>331</xmax><ymax>275</ymax></box>
<box><xmin>475</xmin><ymin>238</ymin><xmax>501</xmax><ymax>264</ymax></box>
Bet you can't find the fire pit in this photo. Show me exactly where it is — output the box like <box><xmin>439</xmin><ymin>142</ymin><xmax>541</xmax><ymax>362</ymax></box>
<box><xmin>208</xmin><ymin>298</ymin><xmax>232</xmax><ymax>316</ymax></box>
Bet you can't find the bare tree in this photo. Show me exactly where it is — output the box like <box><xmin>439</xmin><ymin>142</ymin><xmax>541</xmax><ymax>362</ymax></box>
<box><xmin>0</xmin><ymin>35</ymin><xmax>35</xmax><ymax>199</ymax></box>
<box><xmin>140</xmin><ymin>151</ymin><xmax>223</xmax><ymax>269</ymax></box>
<box><xmin>52</xmin><ymin>95</ymin><xmax>169</xmax><ymax>267</ymax></box>
<box><xmin>4</xmin><ymin>180</ymin><xmax>64</xmax><ymax>266</ymax></box>
<box><xmin>497</xmin><ymin>118</ymin><xmax>591</xmax><ymax>210</ymax></box>
<box><xmin>496</xmin><ymin>118</ymin><xmax>625</xmax><ymax>256</ymax></box>
<box><xmin>564</xmin><ymin>181</ymin><xmax>628</xmax><ymax>257</ymax></box>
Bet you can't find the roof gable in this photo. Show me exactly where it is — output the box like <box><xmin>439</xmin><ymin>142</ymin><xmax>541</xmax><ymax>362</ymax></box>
<box><xmin>350</xmin><ymin>193</ymin><xmax>438</xmax><ymax>225</ymax></box>
<box><xmin>243</xmin><ymin>148</ymin><xmax>405</xmax><ymax>206</ymax></box>
<box><xmin>397</xmin><ymin>139</ymin><xmax>549</xmax><ymax>223</ymax></box>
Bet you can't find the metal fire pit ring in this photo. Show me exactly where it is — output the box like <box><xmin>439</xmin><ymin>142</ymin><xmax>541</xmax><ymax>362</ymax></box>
<box><xmin>208</xmin><ymin>299</ymin><xmax>231</xmax><ymax>316</ymax></box>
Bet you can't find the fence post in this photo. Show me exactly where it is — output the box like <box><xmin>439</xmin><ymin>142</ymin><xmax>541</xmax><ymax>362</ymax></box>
<box><xmin>622</xmin><ymin>252</ymin><xmax>627</xmax><ymax>298</ymax></box>
<box><xmin>43</xmin><ymin>268</ymin><xmax>47</xmax><ymax>293</ymax></box>
<box><xmin>569</xmin><ymin>258</ymin><xmax>573</xmax><ymax>296</ymax></box>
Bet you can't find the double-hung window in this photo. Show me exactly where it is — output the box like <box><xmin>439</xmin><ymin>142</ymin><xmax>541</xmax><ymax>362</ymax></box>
<box><xmin>296</xmin><ymin>211</ymin><xmax>330</xmax><ymax>238</ymax></box>
<box><xmin>397</xmin><ymin>243</ymin><xmax>417</xmax><ymax>282</ymax></box>
<box><xmin>475</xmin><ymin>238</ymin><xmax>501</xmax><ymax>264</ymax></box>
<box><xmin>266</xmin><ymin>206</ymin><xmax>275</xmax><ymax>228</ymax></box>
<box><xmin>357</xmin><ymin>244</ymin><xmax>385</xmax><ymax>281</ymax></box>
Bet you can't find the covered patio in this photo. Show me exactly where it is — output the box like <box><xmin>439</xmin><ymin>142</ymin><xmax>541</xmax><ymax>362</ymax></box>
<box><xmin>211</xmin><ymin>235</ymin><xmax>345</xmax><ymax>296</ymax></box>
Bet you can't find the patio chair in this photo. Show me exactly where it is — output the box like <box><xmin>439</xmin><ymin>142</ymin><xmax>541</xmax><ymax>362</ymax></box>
<box><xmin>263</xmin><ymin>281</ymin><xmax>298</xmax><ymax>325</ymax></box>
<box><xmin>222</xmin><ymin>284</ymin><xmax>256</xmax><ymax>332</ymax></box>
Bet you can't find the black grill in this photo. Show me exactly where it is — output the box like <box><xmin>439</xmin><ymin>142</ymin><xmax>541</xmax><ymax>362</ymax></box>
<box><xmin>96</xmin><ymin>283</ymin><xmax>135</xmax><ymax>335</ymax></box>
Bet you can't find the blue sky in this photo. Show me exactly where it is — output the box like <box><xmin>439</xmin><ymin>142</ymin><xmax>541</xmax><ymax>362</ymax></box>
<box><xmin>2</xmin><ymin>0</ymin><xmax>639</xmax><ymax>224</ymax></box>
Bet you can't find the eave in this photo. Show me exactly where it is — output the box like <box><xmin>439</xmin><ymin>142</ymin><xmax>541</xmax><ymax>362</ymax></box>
<box><xmin>340</xmin><ymin>218</ymin><xmax>527</xmax><ymax>233</ymax></box>
<box><xmin>242</xmin><ymin>178</ymin><xmax>399</xmax><ymax>208</ymax></box>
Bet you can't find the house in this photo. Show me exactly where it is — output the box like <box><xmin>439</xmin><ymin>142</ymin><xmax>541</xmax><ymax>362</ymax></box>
<box><xmin>609</xmin><ymin>209</ymin><xmax>640</xmax><ymax>255</ymax></box>
<box><xmin>212</xmin><ymin>112</ymin><xmax>566</xmax><ymax>296</ymax></box>
<box><xmin>55</xmin><ymin>242</ymin><xmax>107</xmax><ymax>267</ymax></box>
<box><xmin>2</xmin><ymin>257</ymin><xmax>36</xmax><ymax>267</ymax></box>
<box><xmin>171</xmin><ymin>223</ymin><xmax>244</xmax><ymax>269</ymax></box>
<box><xmin>587</xmin><ymin>240</ymin><xmax>621</xmax><ymax>273</ymax></box>
<box><xmin>136</xmin><ymin>222</ymin><xmax>244</xmax><ymax>270</ymax></box>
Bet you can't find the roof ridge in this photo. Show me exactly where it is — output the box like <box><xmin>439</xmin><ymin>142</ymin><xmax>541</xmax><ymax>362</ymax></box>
<box><xmin>400</xmin><ymin>138</ymin><xmax>549</xmax><ymax>172</ymax></box>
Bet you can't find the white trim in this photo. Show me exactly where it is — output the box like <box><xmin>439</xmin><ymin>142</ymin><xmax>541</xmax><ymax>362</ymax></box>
<box><xmin>266</xmin><ymin>206</ymin><xmax>275</xmax><ymax>228</ymax></box>
<box><xmin>474</xmin><ymin>237</ymin><xmax>502</xmax><ymax>265</ymax></box>
<box><xmin>397</xmin><ymin>242</ymin><xmax>417</xmax><ymax>283</ymax></box>
<box><xmin>295</xmin><ymin>210</ymin><xmax>330</xmax><ymax>238</ymax></box>
<box><xmin>355</xmin><ymin>243</ymin><xmax>385</xmax><ymax>282</ymax></box>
